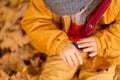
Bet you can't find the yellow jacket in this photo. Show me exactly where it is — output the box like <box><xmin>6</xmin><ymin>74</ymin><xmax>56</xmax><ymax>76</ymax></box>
<box><xmin>21</xmin><ymin>0</ymin><xmax>120</xmax><ymax>62</ymax></box>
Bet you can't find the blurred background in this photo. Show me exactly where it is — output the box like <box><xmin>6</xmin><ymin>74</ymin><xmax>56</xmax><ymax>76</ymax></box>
<box><xmin>0</xmin><ymin>0</ymin><xmax>46</xmax><ymax>80</ymax></box>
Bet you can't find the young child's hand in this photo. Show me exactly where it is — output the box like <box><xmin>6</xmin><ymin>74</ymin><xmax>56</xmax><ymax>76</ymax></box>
<box><xmin>60</xmin><ymin>43</ymin><xmax>83</xmax><ymax>67</ymax></box>
<box><xmin>77</xmin><ymin>37</ymin><xmax>97</xmax><ymax>57</ymax></box>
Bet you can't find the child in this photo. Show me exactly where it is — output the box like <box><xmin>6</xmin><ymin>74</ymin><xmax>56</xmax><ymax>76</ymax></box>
<box><xmin>21</xmin><ymin>0</ymin><xmax>120</xmax><ymax>80</ymax></box>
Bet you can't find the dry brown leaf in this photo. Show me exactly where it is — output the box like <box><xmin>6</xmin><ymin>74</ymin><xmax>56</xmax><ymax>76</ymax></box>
<box><xmin>9</xmin><ymin>0</ymin><xmax>19</xmax><ymax>7</ymax></box>
<box><xmin>10</xmin><ymin>67</ymin><xmax>31</xmax><ymax>80</ymax></box>
<box><xmin>0</xmin><ymin>53</ymin><xmax>22</xmax><ymax>72</ymax></box>
<box><xmin>0</xmin><ymin>37</ymin><xmax>19</xmax><ymax>51</ymax></box>
<box><xmin>8</xmin><ymin>30</ymin><xmax>30</xmax><ymax>47</ymax></box>
<box><xmin>0</xmin><ymin>68</ymin><xmax>9</xmax><ymax>80</ymax></box>
<box><xmin>13</xmin><ymin>2</ymin><xmax>29</xmax><ymax>24</ymax></box>
<box><xmin>1</xmin><ymin>7</ymin><xmax>15</xmax><ymax>23</ymax></box>
<box><xmin>0</xmin><ymin>0</ymin><xmax>48</xmax><ymax>79</ymax></box>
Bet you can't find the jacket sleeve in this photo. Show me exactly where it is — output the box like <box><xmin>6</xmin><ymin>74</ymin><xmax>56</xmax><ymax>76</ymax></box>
<box><xmin>21</xmin><ymin>0</ymin><xmax>70</xmax><ymax>55</ymax></box>
<box><xmin>93</xmin><ymin>5</ymin><xmax>120</xmax><ymax>62</ymax></box>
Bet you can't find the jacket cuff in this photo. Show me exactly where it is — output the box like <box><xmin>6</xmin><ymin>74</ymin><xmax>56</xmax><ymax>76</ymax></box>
<box><xmin>55</xmin><ymin>40</ymin><xmax>71</xmax><ymax>55</ymax></box>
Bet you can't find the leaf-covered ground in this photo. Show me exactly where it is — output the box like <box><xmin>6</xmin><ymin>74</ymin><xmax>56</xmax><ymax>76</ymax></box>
<box><xmin>0</xmin><ymin>0</ymin><xmax>47</xmax><ymax>80</ymax></box>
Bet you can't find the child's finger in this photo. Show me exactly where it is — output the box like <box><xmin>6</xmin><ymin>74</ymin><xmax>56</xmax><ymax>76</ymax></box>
<box><xmin>65</xmin><ymin>54</ymin><xmax>74</xmax><ymax>66</ymax></box>
<box><xmin>89</xmin><ymin>52</ymin><xmax>97</xmax><ymax>57</ymax></box>
<box><xmin>60</xmin><ymin>54</ymin><xmax>68</xmax><ymax>66</ymax></box>
<box><xmin>82</xmin><ymin>47</ymin><xmax>94</xmax><ymax>53</ymax></box>
<box><xmin>78</xmin><ymin>42</ymin><xmax>92</xmax><ymax>48</ymax></box>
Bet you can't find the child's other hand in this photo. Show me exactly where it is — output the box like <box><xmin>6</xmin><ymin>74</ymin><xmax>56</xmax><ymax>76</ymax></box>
<box><xmin>77</xmin><ymin>37</ymin><xmax>97</xmax><ymax>57</ymax></box>
<box><xmin>60</xmin><ymin>43</ymin><xmax>83</xmax><ymax>67</ymax></box>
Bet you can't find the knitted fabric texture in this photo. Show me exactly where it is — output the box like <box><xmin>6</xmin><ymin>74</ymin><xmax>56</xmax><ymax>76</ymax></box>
<box><xmin>43</xmin><ymin>0</ymin><xmax>94</xmax><ymax>15</ymax></box>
